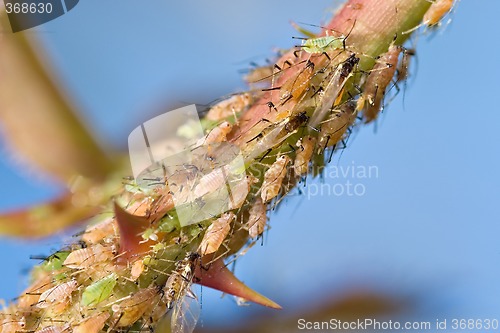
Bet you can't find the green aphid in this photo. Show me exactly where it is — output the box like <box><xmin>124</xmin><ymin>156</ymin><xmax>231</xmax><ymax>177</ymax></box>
<box><xmin>158</xmin><ymin>214</ymin><xmax>179</xmax><ymax>233</ymax></box>
<box><xmin>31</xmin><ymin>251</ymin><xmax>70</xmax><ymax>282</ymax></box>
<box><xmin>40</xmin><ymin>251</ymin><xmax>70</xmax><ymax>280</ymax></box>
<box><xmin>142</xmin><ymin>227</ymin><xmax>158</xmax><ymax>241</ymax></box>
<box><xmin>301</xmin><ymin>35</ymin><xmax>345</xmax><ymax>54</ymax></box>
<box><xmin>41</xmin><ymin>251</ymin><xmax>70</xmax><ymax>272</ymax></box>
<box><xmin>152</xmin><ymin>243</ymin><xmax>166</xmax><ymax>252</ymax></box>
<box><xmin>81</xmin><ymin>273</ymin><xmax>118</xmax><ymax>307</ymax></box>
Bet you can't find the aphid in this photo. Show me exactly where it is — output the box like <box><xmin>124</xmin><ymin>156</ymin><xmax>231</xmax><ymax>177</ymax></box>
<box><xmin>300</xmin><ymin>35</ymin><xmax>345</xmax><ymax>54</ymax></box>
<box><xmin>297</xmin><ymin>21</ymin><xmax>354</xmax><ymax>55</ymax></box>
<box><xmin>73</xmin><ymin>312</ymin><xmax>110</xmax><ymax>333</ymax></box>
<box><xmin>37</xmin><ymin>279</ymin><xmax>78</xmax><ymax>309</ymax></box>
<box><xmin>193</xmin><ymin>161</ymin><xmax>250</xmax><ymax>211</ymax></box>
<box><xmin>205</xmin><ymin>93</ymin><xmax>252</xmax><ymax>122</ymax></box>
<box><xmin>396</xmin><ymin>48</ymin><xmax>415</xmax><ymax>84</ymax></box>
<box><xmin>164</xmin><ymin>252</ymin><xmax>201</xmax><ymax>333</ymax></box>
<box><xmin>317</xmin><ymin>101</ymin><xmax>357</xmax><ymax>151</ymax></box>
<box><xmin>247</xmin><ymin>197</ymin><xmax>267</xmax><ymax>238</ymax></box>
<box><xmin>193</xmin><ymin>165</ymin><xmax>232</xmax><ymax>199</ymax></box>
<box><xmin>244</xmin><ymin>112</ymin><xmax>309</xmax><ymax>161</ymax></box>
<box><xmin>142</xmin><ymin>227</ymin><xmax>160</xmax><ymax>242</ymax></box>
<box><xmin>278</xmin><ymin>60</ymin><xmax>315</xmax><ymax>105</ymax></box>
<box><xmin>308</xmin><ymin>54</ymin><xmax>359</xmax><ymax>128</ymax></box>
<box><xmin>196</xmin><ymin>121</ymin><xmax>232</xmax><ymax>147</ymax></box>
<box><xmin>424</xmin><ymin>0</ymin><xmax>455</xmax><ymax>26</ymax></box>
<box><xmin>294</xmin><ymin>136</ymin><xmax>317</xmax><ymax>176</ymax></box>
<box><xmin>227</xmin><ymin>175</ymin><xmax>255</xmax><ymax>210</ymax></box>
<box><xmin>63</xmin><ymin>243</ymin><xmax>115</xmax><ymax>269</ymax></box>
<box><xmin>81</xmin><ymin>273</ymin><xmax>118</xmax><ymax>307</ymax></box>
<box><xmin>81</xmin><ymin>217</ymin><xmax>117</xmax><ymax>244</ymax></box>
<box><xmin>35</xmin><ymin>325</ymin><xmax>71</xmax><ymax>333</ymax></box>
<box><xmin>261</xmin><ymin>155</ymin><xmax>291</xmax><ymax>203</ymax></box>
<box><xmin>111</xmin><ymin>286</ymin><xmax>162</xmax><ymax>327</ymax></box>
<box><xmin>199</xmin><ymin>212</ymin><xmax>235</xmax><ymax>256</ymax></box>
<box><xmin>130</xmin><ymin>259</ymin><xmax>145</xmax><ymax>281</ymax></box>
<box><xmin>357</xmin><ymin>45</ymin><xmax>402</xmax><ymax>123</ymax></box>
<box><xmin>17</xmin><ymin>274</ymin><xmax>53</xmax><ymax>309</ymax></box>
<box><xmin>0</xmin><ymin>315</ymin><xmax>26</xmax><ymax>332</ymax></box>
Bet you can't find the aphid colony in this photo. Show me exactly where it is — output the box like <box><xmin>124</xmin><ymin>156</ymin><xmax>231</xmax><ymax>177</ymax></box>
<box><xmin>1</xmin><ymin>2</ymin><xmax>454</xmax><ymax>332</ymax></box>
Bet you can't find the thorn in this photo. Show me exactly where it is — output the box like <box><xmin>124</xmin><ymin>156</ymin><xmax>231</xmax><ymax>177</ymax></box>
<box><xmin>113</xmin><ymin>202</ymin><xmax>156</xmax><ymax>262</ymax></box>
<box><xmin>195</xmin><ymin>258</ymin><xmax>282</xmax><ymax>309</ymax></box>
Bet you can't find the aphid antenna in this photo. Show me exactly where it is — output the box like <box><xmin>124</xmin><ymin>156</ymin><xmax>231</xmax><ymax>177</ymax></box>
<box><xmin>232</xmin><ymin>117</ymin><xmax>271</xmax><ymax>142</ymax></box>
<box><xmin>295</xmin><ymin>21</ymin><xmax>345</xmax><ymax>37</ymax></box>
<box><xmin>28</xmin><ymin>319</ymin><xmax>69</xmax><ymax>333</ymax></box>
<box><xmin>261</xmin><ymin>86</ymin><xmax>281</xmax><ymax>92</ymax></box>
<box><xmin>246</xmin><ymin>70</ymin><xmax>279</xmax><ymax>85</ymax></box>
<box><xmin>200</xmin><ymin>245</ymin><xmax>230</xmax><ymax>271</ymax></box>
<box><xmin>290</xmin><ymin>20</ymin><xmax>318</xmax><ymax>38</ymax></box>
<box><xmin>29</xmin><ymin>254</ymin><xmax>53</xmax><ymax>262</ymax></box>
<box><xmin>291</xmin><ymin>36</ymin><xmax>308</xmax><ymax>41</ymax></box>
<box><xmin>259</xmin><ymin>149</ymin><xmax>286</xmax><ymax>164</ymax></box>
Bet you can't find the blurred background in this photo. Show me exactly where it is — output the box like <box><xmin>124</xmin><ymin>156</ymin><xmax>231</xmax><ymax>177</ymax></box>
<box><xmin>1</xmin><ymin>0</ymin><xmax>500</xmax><ymax>331</ymax></box>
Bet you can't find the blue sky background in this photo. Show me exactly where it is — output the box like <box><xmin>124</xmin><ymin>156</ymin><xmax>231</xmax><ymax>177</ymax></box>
<box><xmin>1</xmin><ymin>0</ymin><xmax>499</xmax><ymax>330</ymax></box>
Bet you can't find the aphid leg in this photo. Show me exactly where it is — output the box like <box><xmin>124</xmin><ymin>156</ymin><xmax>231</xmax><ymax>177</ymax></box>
<box><xmin>203</xmin><ymin>241</ymin><xmax>232</xmax><ymax>272</ymax></box>
<box><xmin>258</xmin><ymin>148</ymin><xmax>273</xmax><ymax>162</ymax></box>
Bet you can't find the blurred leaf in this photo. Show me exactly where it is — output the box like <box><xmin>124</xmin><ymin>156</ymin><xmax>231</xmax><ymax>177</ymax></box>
<box><xmin>198</xmin><ymin>290</ymin><xmax>411</xmax><ymax>333</ymax></box>
<box><xmin>0</xmin><ymin>192</ymin><xmax>97</xmax><ymax>237</ymax></box>
<box><xmin>0</xmin><ymin>11</ymin><xmax>114</xmax><ymax>184</ymax></box>
<box><xmin>0</xmin><ymin>174</ymin><xmax>122</xmax><ymax>237</ymax></box>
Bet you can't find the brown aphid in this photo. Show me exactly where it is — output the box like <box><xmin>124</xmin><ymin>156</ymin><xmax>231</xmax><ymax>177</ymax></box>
<box><xmin>242</xmin><ymin>111</ymin><xmax>308</xmax><ymax>161</ymax></box>
<box><xmin>206</xmin><ymin>93</ymin><xmax>253</xmax><ymax>122</ymax></box>
<box><xmin>424</xmin><ymin>0</ymin><xmax>455</xmax><ymax>26</ymax></box>
<box><xmin>396</xmin><ymin>48</ymin><xmax>415</xmax><ymax>84</ymax></box>
<box><xmin>0</xmin><ymin>315</ymin><xmax>26</xmax><ymax>332</ymax></box>
<box><xmin>195</xmin><ymin>170</ymin><xmax>252</xmax><ymax>211</ymax></box>
<box><xmin>37</xmin><ymin>279</ymin><xmax>78</xmax><ymax>309</ymax></box>
<box><xmin>247</xmin><ymin>198</ymin><xmax>267</xmax><ymax>238</ymax></box>
<box><xmin>279</xmin><ymin>60</ymin><xmax>315</xmax><ymax>105</ymax></box>
<box><xmin>199</xmin><ymin>212</ymin><xmax>235</xmax><ymax>256</ymax></box>
<box><xmin>227</xmin><ymin>175</ymin><xmax>255</xmax><ymax>210</ymax></box>
<box><xmin>317</xmin><ymin>102</ymin><xmax>357</xmax><ymax>151</ymax></box>
<box><xmin>198</xmin><ymin>121</ymin><xmax>232</xmax><ymax>146</ymax></box>
<box><xmin>73</xmin><ymin>312</ymin><xmax>110</xmax><ymax>333</ymax></box>
<box><xmin>111</xmin><ymin>286</ymin><xmax>161</xmax><ymax>327</ymax></box>
<box><xmin>35</xmin><ymin>325</ymin><xmax>71</xmax><ymax>333</ymax></box>
<box><xmin>294</xmin><ymin>136</ymin><xmax>317</xmax><ymax>176</ymax></box>
<box><xmin>261</xmin><ymin>155</ymin><xmax>291</xmax><ymax>203</ymax></box>
<box><xmin>130</xmin><ymin>259</ymin><xmax>145</xmax><ymax>281</ymax></box>
<box><xmin>357</xmin><ymin>45</ymin><xmax>402</xmax><ymax>123</ymax></box>
<box><xmin>17</xmin><ymin>274</ymin><xmax>53</xmax><ymax>309</ymax></box>
<box><xmin>81</xmin><ymin>217</ymin><xmax>117</xmax><ymax>244</ymax></box>
<box><xmin>63</xmin><ymin>244</ymin><xmax>115</xmax><ymax>269</ymax></box>
<box><xmin>122</xmin><ymin>190</ymin><xmax>154</xmax><ymax>217</ymax></box>
<box><xmin>308</xmin><ymin>54</ymin><xmax>359</xmax><ymax>128</ymax></box>
<box><xmin>193</xmin><ymin>165</ymin><xmax>231</xmax><ymax>198</ymax></box>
